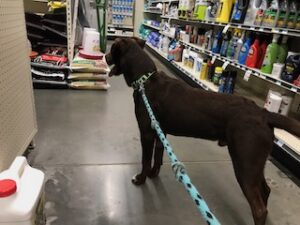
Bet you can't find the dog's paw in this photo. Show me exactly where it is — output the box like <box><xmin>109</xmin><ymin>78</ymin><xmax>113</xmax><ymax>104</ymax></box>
<box><xmin>147</xmin><ymin>167</ymin><xmax>160</xmax><ymax>179</ymax></box>
<box><xmin>131</xmin><ymin>174</ymin><xmax>146</xmax><ymax>185</ymax></box>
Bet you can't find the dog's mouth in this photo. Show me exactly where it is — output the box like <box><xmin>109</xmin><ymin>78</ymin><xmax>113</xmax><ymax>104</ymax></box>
<box><xmin>105</xmin><ymin>53</ymin><xmax>114</xmax><ymax>66</ymax></box>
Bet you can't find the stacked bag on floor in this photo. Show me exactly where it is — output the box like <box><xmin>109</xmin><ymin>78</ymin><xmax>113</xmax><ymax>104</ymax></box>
<box><xmin>69</xmin><ymin>53</ymin><xmax>110</xmax><ymax>90</ymax></box>
<box><xmin>25</xmin><ymin>11</ymin><xmax>69</xmax><ymax>89</ymax></box>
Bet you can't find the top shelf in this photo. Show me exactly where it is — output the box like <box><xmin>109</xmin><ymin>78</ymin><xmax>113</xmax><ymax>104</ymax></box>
<box><xmin>160</xmin><ymin>16</ymin><xmax>300</xmax><ymax>38</ymax></box>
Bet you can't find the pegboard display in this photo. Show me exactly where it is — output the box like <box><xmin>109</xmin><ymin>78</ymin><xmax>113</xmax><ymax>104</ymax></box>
<box><xmin>0</xmin><ymin>0</ymin><xmax>37</xmax><ymax>171</ymax></box>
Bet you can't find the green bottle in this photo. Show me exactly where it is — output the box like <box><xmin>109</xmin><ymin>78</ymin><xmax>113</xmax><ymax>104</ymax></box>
<box><xmin>277</xmin><ymin>36</ymin><xmax>288</xmax><ymax>63</ymax></box>
<box><xmin>261</xmin><ymin>34</ymin><xmax>280</xmax><ymax>74</ymax></box>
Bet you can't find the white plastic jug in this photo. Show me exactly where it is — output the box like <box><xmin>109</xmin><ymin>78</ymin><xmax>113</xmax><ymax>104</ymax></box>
<box><xmin>0</xmin><ymin>157</ymin><xmax>45</xmax><ymax>225</ymax></box>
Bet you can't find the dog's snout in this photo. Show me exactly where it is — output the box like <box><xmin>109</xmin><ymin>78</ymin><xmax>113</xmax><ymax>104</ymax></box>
<box><xmin>105</xmin><ymin>53</ymin><xmax>114</xmax><ymax>66</ymax></box>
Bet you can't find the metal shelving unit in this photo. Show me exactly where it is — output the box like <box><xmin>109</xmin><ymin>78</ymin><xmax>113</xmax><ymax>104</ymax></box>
<box><xmin>143</xmin><ymin>10</ymin><xmax>162</xmax><ymax>14</ymax></box>
<box><xmin>142</xmin><ymin>22</ymin><xmax>161</xmax><ymax>30</ymax></box>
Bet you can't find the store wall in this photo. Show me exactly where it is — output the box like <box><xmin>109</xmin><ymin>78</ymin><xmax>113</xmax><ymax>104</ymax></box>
<box><xmin>0</xmin><ymin>0</ymin><xmax>37</xmax><ymax>171</ymax></box>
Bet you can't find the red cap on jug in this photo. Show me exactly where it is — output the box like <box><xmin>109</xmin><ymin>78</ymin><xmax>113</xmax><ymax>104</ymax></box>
<box><xmin>0</xmin><ymin>179</ymin><xmax>17</xmax><ymax>197</ymax></box>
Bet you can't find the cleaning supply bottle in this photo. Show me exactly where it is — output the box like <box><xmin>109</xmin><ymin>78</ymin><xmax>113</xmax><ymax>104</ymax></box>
<box><xmin>227</xmin><ymin>29</ymin><xmax>241</xmax><ymax>59</ymax></box>
<box><xmin>296</xmin><ymin>2</ymin><xmax>300</xmax><ymax>29</ymax></box>
<box><xmin>276</xmin><ymin>0</ymin><xmax>290</xmax><ymax>28</ymax></box>
<box><xmin>244</xmin><ymin>0</ymin><xmax>262</xmax><ymax>25</ymax></box>
<box><xmin>261</xmin><ymin>34</ymin><xmax>280</xmax><ymax>74</ymax></box>
<box><xmin>204</xmin><ymin>30</ymin><xmax>213</xmax><ymax>50</ymax></box>
<box><xmin>200</xmin><ymin>59</ymin><xmax>208</xmax><ymax>80</ymax></box>
<box><xmin>246</xmin><ymin>38</ymin><xmax>261</xmax><ymax>68</ymax></box>
<box><xmin>262</xmin><ymin>0</ymin><xmax>280</xmax><ymax>27</ymax></box>
<box><xmin>211</xmin><ymin>31</ymin><xmax>223</xmax><ymax>54</ymax></box>
<box><xmin>194</xmin><ymin>0</ymin><xmax>209</xmax><ymax>20</ymax></box>
<box><xmin>257</xmin><ymin>40</ymin><xmax>268</xmax><ymax>68</ymax></box>
<box><xmin>216</xmin><ymin>0</ymin><xmax>234</xmax><ymax>23</ymax></box>
<box><xmin>277</xmin><ymin>36</ymin><xmax>288</xmax><ymax>63</ymax></box>
<box><xmin>220</xmin><ymin>31</ymin><xmax>231</xmax><ymax>56</ymax></box>
<box><xmin>231</xmin><ymin>0</ymin><xmax>250</xmax><ymax>23</ymax></box>
<box><xmin>287</xmin><ymin>0</ymin><xmax>297</xmax><ymax>29</ymax></box>
<box><xmin>234</xmin><ymin>31</ymin><xmax>245</xmax><ymax>61</ymax></box>
<box><xmin>254</xmin><ymin>0</ymin><xmax>268</xmax><ymax>26</ymax></box>
<box><xmin>238</xmin><ymin>36</ymin><xmax>252</xmax><ymax>65</ymax></box>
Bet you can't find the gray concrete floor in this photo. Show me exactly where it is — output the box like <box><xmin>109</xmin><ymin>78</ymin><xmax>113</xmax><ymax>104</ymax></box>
<box><xmin>29</xmin><ymin>50</ymin><xmax>300</xmax><ymax>225</ymax></box>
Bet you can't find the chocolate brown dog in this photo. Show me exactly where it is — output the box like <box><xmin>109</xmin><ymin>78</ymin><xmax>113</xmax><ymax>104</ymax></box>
<box><xmin>105</xmin><ymin>37</ymin><xmax>300</xmax><ymax>225</ymax></box>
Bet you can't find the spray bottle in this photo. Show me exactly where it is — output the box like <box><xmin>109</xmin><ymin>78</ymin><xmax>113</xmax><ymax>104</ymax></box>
<box><xmin>261</xmin><ymin>34</ymin><xmax>280</xmax><ymax>74</ymax></box>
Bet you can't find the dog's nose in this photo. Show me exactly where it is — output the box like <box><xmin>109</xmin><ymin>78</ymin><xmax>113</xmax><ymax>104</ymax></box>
<box><xmin>105</xmin><ymin>53</ymin><xmax>114</xmax><ymax>66</ymax></box>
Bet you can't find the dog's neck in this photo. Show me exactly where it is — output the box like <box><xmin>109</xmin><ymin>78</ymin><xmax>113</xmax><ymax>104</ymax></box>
<box><xmin>123</xmin><ymin>64</ymin><xmax>157</xmax><ymax>88</ymax></box>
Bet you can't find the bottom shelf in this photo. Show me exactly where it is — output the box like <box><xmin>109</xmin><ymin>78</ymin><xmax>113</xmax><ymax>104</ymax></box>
<box><xmin>145</xmin><ymin>42</ymin><xmax>300</xmax><ymax>179</ymax></box>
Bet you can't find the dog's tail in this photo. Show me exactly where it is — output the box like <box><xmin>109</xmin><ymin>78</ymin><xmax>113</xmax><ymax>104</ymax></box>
<box><xmin>267</xmin><ymin>112</ymin><xmax>300</xmax><ymax>137</ymax></box>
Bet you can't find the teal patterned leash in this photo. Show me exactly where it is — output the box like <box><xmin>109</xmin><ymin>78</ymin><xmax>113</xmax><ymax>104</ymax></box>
<box><xmin>137</xmin><ymin>82</ymin><xmax>221</xmax><ymax>225</ymax></box>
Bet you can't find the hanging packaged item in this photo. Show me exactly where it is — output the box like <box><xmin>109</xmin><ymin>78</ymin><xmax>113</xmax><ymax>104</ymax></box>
<box><xmin>262</xmin><ymin>0</ymin><xmax>280</xmax><ymax>27</ymax></box>
<box><xmin>194</xmin><ymin>0</ymin><xmax>209</xmax><ymax>20</ymax></box>
<box><xmin>216</xmin><ymin>0</ymin><xmax>235</xmax><ymax>23</ymax></box>
<box><xmin>281</xmin><ymin>54</ymin><xmax>300</xmax><ymax>83</ymax></box>
<box><xmin>231</xmin><ymin>0</ymin><xmax>250</xmax><ymax>23</ymax></box>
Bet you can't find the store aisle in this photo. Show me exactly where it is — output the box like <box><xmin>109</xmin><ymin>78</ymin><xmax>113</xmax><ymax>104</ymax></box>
<box><xmin>29</xmin><ymin>50</ymin><xmax>300</xmax><ymax>225</ymax></box>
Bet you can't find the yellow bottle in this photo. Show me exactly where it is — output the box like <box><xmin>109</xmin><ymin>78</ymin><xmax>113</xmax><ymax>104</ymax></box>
<box><xmin>200</xmin><ymin>60</ymin><xmax>208</xmax><ymax>80</ymax></box>
<box><xmin>216</xmin><ymin>0</ymin><xmax>234</xmax><ymax>23</ymax></box>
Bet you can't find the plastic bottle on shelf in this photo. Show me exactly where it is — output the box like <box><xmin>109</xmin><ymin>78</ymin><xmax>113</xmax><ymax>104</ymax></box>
<box><xmin>253</xmin><ymin>0</ymin><xmax>268</xmax><ymax>26</ymax></box>
<box><xmin>276</xmin><ymin>0</ymin><xmax>290</xmax><ymax>28</ymax></box>
<box><xmin>226</xmin><ymin>29</ymin><xmax>240</xmax><ymax>59</ymax></box>
<box><xmin>277</xmin><ymin>36</ymin><xmax>288</xmax><ymax>63</ymax></box>
<box><xmin>261</xmin><ymin>34</ymin><xmax>280</xmax><ymax>74</ymax></box>
<box><xmin>233</xmin><ymin>31</ymin><xmax>245</xmax><ymax>61</ymax></box>
<box><xmin>204</xmin><ymin>30</ymin><xmax>213</xmax><ymax>50</ymax></box>
<box><xmin>213</xmin><ymin>67</ymin><xmax>223</xmax><ymax>85</ymax></box>
<box><xmin>211</xmin><ymin>31</ymin><xmax>223</xmax><ymax>54</ymax></box>
<box><xmin>231</xmin><ymin>0</ymin><xmax>250</xmax><ymax>23</ymax></box>
<box><xmin>220</xmin><ymin>31</ymin><xmax>231</xmax><ymax>57</ymax></box>
<box><xmin>238</xmin><ymin>36</ymin><xmax>252</xmax><ymax>65</ymax></box>
<box><xmin>257</xmin><ymin>40</ymin><xmax>268</xmax><ymax>69</ymax></box>
<box><xmin>287</xmin><ymin>0</ymin><xmax>297</xmax><ymax>29</ymax></box>
<box><xmin>215</xmin><ymin>0</ymin><xmax>234</xmax><ymax>23</ymax></box>
<box><xmin>245</xmin><ymin>38</ymin><xmax>261</xmax><ymax>68</ymax></box>
<box><xmin>262</xmin><ymin>0</ymin><xmax>280</xmax><ymax>27</ymax></box>
<box><xmin>200</xmin><ymin>60</ymin><xmax>208</xmax><ymax>80</ymax></box>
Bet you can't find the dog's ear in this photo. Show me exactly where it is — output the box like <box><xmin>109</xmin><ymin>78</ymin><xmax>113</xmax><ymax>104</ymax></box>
<box><xmin>131</xmin><ymin>37</ymin><xmax>146</xmax><ymax>49</ymax></box>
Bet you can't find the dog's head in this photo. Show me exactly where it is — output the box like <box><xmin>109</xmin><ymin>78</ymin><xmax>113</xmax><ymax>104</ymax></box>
<box><xmin>105</xmin><ymin>37</ymin><xmax>146</xmax><ymax>77</ymax></box>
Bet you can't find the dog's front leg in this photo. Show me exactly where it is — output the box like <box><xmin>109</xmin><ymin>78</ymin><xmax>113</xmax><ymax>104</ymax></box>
<box><xmin>132</xmin><ymin>132</ymin><xmax>155</xmax><ymax>185</ymax></box>
<box><xmin>148</xmin><ymin>137</ymin><xmax>164</xmax><ymax>178</ymax></box>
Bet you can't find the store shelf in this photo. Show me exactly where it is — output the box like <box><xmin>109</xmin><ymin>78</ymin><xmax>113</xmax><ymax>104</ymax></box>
<box><xmin>108</xmin><ymin>24</ymin><xmax>134</xmax><ymax>29</ymax></box>
<box><xmin>159</xmin><ymin>31</ymin><xmax>175</xmax><ymax>38</ymax></box>
<box><xmin>112</xmin><ymin>12</ymin><xmax>133</xmax><ymax>16</ymax></box>
<box><xmin>144</xmin><ymin>10</ymin><xmax>162</xmax><ymax>15</ymax></box>
<box><xmin>107</xmin><ymin>33</ymin><xmax>134</xmax><ymax>37</ymax></box>
<box><xmin>179</xmin><ymin>40</ymin><xmax>300</xmax><ymax>95</ymax></box>
<box><xmin>161</xmin><ymin>17</ymin><xmax>300</xmax><ymax>38</ymax></box>
<box><xmin>149</xmin><ymin>0</ymin><xmax>179</xmax><ymax>3</ymax></box>
<box><xmin>143</xmin><ymin>23</ymin><xmax>161</xmax><ymax>30</ymax></box>
<box><xmin>145</xmin><ymin>41</ymin><xmax>300</xmax><ymax>166</ymax></box>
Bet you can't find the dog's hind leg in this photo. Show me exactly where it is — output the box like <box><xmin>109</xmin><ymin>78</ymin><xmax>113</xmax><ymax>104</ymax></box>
<box><xmin>132</xmin><ymin>131</ymin><xmax>155</xmax><ymax>185</ymax></box>
<box><xmin>227</xmin><ymin>125</ymin><xmax>272</xmax><ymax>225</ymax></box>
<box><xmin>261</xmin><ymin>177</ymin><xmax>271</xmax><ymax>206</ymax></box>
<box><xmin>148</xmin><ymin>137</ymin><xmax>165</xmax><ymax>178</ymax></box>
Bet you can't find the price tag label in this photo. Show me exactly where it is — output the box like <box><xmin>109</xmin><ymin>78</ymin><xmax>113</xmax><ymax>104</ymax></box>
<box><xmin>282</xmin><ymin>30</ymin><xmax>288</xmax><ymax>34</ymax></box>
<box><xmin>276</xmin><ymin>140</ymin><xmax>284</xmax><ymax>147</ymax></box>
<box><xmin>211</xmin><ymin>56</ymin><xmax>217</xmax><ymax>64</ymax></box>
<box><xmin>260</xmin><ymin>74</ymin><xmax>266</xmax><ymax>79</ymax></box>
<box><xmin>291</xmin><ymin>87</ymin><xmax>297</xmax><ymax>92</ymax></box>
<box><xmin>238</xmin><ymin>25</ymin><xmax>242</xmax><ymax>28</ymax></box>
<box><xmin>272</xmin><ymin>28</ymin><xmax>280</xmax><ymax>33</ymax></box>
<box><xmin>276</xmin><ymin>81</ymin><xmax>281</xmax><ymax>86</ymax></box>
<box><xmin>222</xmin><ymin>61</ymin><xmax>230</xmax><ymax>70</ymax></box>
<box><xmin>222</xmin><ymin>24</ymin><xmax>230</xmax><ymax>34</ymax></box>
<box><xmin>259</xmin><ymin>28</ymin><xmax>264</xmax><ymax>32</ymax></box>
<box><xmin>244</xmin><ymin>70</ymin><xmax>252</xmax><ymax>81</ymax></box>
<box><xmin>250</xmin><ymin>27</ymin><xmax>255</xmax><ymax>30</ymax></box>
